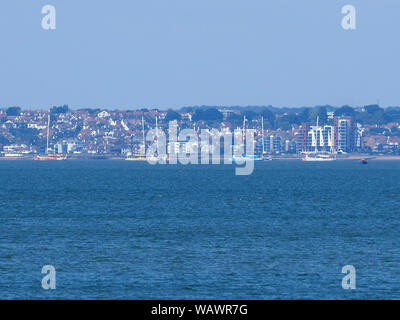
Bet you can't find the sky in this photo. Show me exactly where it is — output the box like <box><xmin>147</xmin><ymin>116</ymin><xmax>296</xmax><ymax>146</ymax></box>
<box><xmin>0</xmin><ymin>0</ymin><xmax>399</xmax><ymax>110</ymax></box>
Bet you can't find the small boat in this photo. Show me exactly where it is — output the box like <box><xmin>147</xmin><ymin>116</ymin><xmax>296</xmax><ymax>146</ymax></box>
<box><xmin>232</xmin><ymin>154</ymin><xmax>263</xmax><ymax>162</ymax></box>
<box><xmin>126</xmin><ymin>154</ymin><xmax>147</xmax><ymax>161</ymax></box>
<box><xmin>34</xmin><ymin>154</ymin><xmax>67</xmax><ymax>161</ymax></box>
<box><xmin>262</xmin><ymin>156</ymin><xmax>273</xmax><ymax>161</ymax></box>
<box><xmin>232</xmin><ymin>117</ymin><xmax>263</xmax><ymax>163</ymax></box>
<box><xmin>302</xmin><ymin>153</ymin><xmax>336</xmax><ymax>162</ymax></box>
<box><xmin>360</xmin><ymin>159</ymin><xmax>368</xmax><ymax>164</ymax></box>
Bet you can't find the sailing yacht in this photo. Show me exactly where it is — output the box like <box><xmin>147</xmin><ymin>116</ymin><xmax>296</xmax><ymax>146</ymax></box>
<box><xmin>151</xmin><ymin>116</ymin><xmax>168</xmax><ymax>162</ymax></box>
<box><xmin>301</xmin><ymin>153</ymin><xmax>336</xmax><ymax>161</ymax></box>
<box><xmin>232</xmin><ymin>116</ymin><xmax>263</xmax><ymax>162</ymax></box>
<box><xmin>34</xmin><ymin>114</ymin><xmax>67</xmax><ymax>161</ymax></box>
<box><xmin>260</xmin><ymin>115</ymin><xmax>273</xmax><ymax>161</ymax></box>
<box><xmin>126</xmin><ymin>115</ymin><xmax>147</xmax><ymax>161</ymax></box>
<box><xmin>126</xmin><ymin>115</ymin><xmax>168</xmax><ymax>162</ymax></box>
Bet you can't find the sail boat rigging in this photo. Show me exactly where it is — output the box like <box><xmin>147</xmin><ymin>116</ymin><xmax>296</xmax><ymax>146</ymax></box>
<box><xmin>126</xmin><ymin>114</ymin><xmax>147</xmax><ymax>161</ymax></box>
<box><xmin>34</xmin><ymin>113</ymin><xmax>67</xmax><ymax>160</ymax></box>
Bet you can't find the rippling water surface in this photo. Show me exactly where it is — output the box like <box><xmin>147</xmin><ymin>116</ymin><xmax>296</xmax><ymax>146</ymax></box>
<box><xmin>1</xmin><ymin>160</ymin><xmax>400</xmax><ymax>299</ymax></box>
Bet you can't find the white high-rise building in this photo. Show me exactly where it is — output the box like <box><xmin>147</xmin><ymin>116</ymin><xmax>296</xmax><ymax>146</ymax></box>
<box><xmin>306</xmin><ymin>125</ymin><xmax>334</xmax><ymax>152</ymax></box>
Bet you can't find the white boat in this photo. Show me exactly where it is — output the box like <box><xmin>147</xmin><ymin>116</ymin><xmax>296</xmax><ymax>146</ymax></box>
<box><xmin>262</xmin><ymin>156</ymin><xmax>274</xmax><ymax>161</ymax></box>
<box><xmin>232</xmin><ymin>154</ymin><xmax>263</xmax><ymax>162</ymax></box>
<box><xmin>34</xmin><ymin>154</ymin><xmax>67</xmax><ymax>161</ymax></box>
<box><xmin>302</xmin><ymin>153</ymin><xmax>336</xmax><ymax>162</ymax></box>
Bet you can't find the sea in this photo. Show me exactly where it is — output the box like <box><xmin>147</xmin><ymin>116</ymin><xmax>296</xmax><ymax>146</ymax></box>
<box><xmin>1</xmin><ymin>160</ymin><xmax>400</xmax><ymax>299</ymax></box>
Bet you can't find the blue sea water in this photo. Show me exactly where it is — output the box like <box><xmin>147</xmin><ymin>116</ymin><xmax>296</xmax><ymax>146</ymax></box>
<box><xmin>1</xmin><ymin>160</ymin><xmax>400</xmax><ymax>299</ymax></box>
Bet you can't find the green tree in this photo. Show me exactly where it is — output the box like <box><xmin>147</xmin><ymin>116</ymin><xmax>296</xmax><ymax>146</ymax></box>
<box><xmin>309</xmin><ymin>106</ymin><xmax>328</xmax><ymax>125</ymax></box>
<box><xmin>6</xmin><ymin>106</ymin><xmax>21</xmax><ymax>116</ymax></box>
<box><xmin>243</xmin><ymin>111</ymin><xmax>257</xmax><ymax>121</ymax></box>
<box><xmin>192</xmin><ymin>108</ymin><xmax>223</xmax><ymax>122</ymax></box>
<box><xmin>165</xmin><ymin>109</ymin><xmax>182</xmax><ymax>121</ymax></box>
<box><xmin>274</xmin><ymin>118</ymin><xmax>292</xmax><ymax>131</ymax></box>
<box><xmin>260</xmin><ymin>109</ymin><xmax>275</xmax><ymax>128</ymax></box>
<box><xmin>51</xmin><ymin>105</ymin><xmax>69</xmax><ymax>114</ymax></box>
<box><xmin>9</xmin><ymin>125</ymin><xmax>39</xmax><ymax>145</ymax></box>
<box><xmin>298</xmin><ymin>108</ymin><xmax>310</xmax><ymax>123</ymax></box>
<box><xmin>364</xmin><ymin>104</ymin><xmax>381</xmax><ymax>114</ymax></box>
<box><xmin>334</xmin><ymin>105</ymin><xmax>355</xmax><ymax>117</ymax></box>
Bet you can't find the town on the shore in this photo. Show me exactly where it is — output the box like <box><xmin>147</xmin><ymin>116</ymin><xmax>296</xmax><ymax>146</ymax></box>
<box><xmin>1</xmin><ymin>104</ymin><xmax>400</xmax><ymax>159</ymax></box>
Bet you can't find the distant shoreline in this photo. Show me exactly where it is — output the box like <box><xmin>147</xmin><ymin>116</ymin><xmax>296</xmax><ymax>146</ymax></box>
<box><xmin>2</xmin><ymin>155</ymin><xmax>400</xmax><ymax>161</ymax></box>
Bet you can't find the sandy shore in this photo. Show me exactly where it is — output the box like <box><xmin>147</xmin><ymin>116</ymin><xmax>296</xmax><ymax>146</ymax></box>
<box><xmin>2</xmin><ymin>155</ymin><xmax>400</xmax><ymax>161</ymax></box>
<box><xmin>366</xmin><ymin>156</ymin><xmax>400</xmax><ymax>161</ymax></box>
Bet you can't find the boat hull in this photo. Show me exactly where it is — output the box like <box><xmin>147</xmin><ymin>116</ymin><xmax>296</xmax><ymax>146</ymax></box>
<box><xmin>301</xmin><ymin>154</ymin><xmax>336</xmax><ymax>161</ymax></box>
<box><xmin>34</xmin><ymin>155</ymin><xmax>67</xmax><ymax>161</ymax></box>
<box><xmin>125</xmin><ymin>158</ymin><xmax>147</xmax><ymax>161</ymax></box>
<box><xmin>301</xmin><ymin>158</ymin><xmax>336</xmax><ymax>162</ymax></box>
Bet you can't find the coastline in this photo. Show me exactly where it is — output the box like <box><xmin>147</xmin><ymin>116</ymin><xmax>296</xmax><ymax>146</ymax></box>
<box><xmin>2</xmin><ymin>155</ymin><xmax>400</xmax><ymax>161</ymax></box>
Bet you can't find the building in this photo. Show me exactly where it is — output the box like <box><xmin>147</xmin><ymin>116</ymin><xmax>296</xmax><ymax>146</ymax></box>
<box><xmin>298</xmin><ymin>123</ymin><xmax>310</xmax><ymax>152</ymax></box>
<box><xmin>56</xmin><ymin>140</ymin><xmax>83</xmax><ymax>154</ymax></box>
<box><xmin>297</xmin><ymin>117</ymin><xmax>355</xmax><ymax>153</ymax></box>
<box><xmin>167</xmin><ymin>141</ymin><xmax>180</xmax><ymax>155</ymax></box>
<box><xmin>264</xmin><ymin>135</ymin><xmax>281</xmax><ymax>154</ymax></box>
<box><xmin>334</xmin><ymin>116</ymin><xmax>356</xmax><ymax>153</ymax></box>
<box><xmin>306</xmin><ymin>125</ymin><xmax>334</xmax><ymax>152</ymax></box>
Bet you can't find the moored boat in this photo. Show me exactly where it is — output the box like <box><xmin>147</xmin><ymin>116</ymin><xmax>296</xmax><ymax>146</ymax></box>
<box><xmin>126</xmin><ymin>115</ymin><xmax>147</xmax><ymax>161</ymax></box>
<box><xmin>126</xmin><ymin>153</ymin><xmax>147</xmax><ymax>161</ymax></box>
<box><xmin>232</xmin><ymin>154</ymin><xmax>263</xmax><ymax>162</ymax></box>
<box><xmin>34</xmin><ymin>154</ymin><xmax>67</xmax><ymax>161</ymax></box>
<box><xmin>33</xmin><ymin>113</ymin><xmax>67</xmax><ymax>161</ymax></box>
<box><xmin>302</xmin><ymin>153</ymin><xmax>336</xmax><ymax>162</ymax></box>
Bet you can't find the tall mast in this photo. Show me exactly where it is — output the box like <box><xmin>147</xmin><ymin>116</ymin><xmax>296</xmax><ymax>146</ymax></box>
<box><xmin>243</xmin><ymin>116</ymin><xmax>246</xmax><ymax>146</ymax></box>
<box><xmin>261</xmin><ymin>116</ymin><xmax>265</xmax><ymax>154</ymax></box>
<box><xmin>155</xmin><ymin>116</ymin><xmax>159</xmax><ymax>153</ymax></box>
<box><xmin>141</xmin><ymin>115</ymin><xmax>145</xmax><ymax>154</ymax></box>
<box><xmin>315</xmin><ymin>116</ymin><xmax>319</xmax><ymax>154</ymax></box>
<box><xmin>46</xmin><ymin>113</ymin><xmax>50</xmax><ymax>154</ymax></box>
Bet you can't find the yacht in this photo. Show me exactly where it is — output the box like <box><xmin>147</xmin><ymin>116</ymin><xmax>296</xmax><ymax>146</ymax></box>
<box><xmin>126</xmin><ymin>115</ymin><xmax>147</xmax><ymax>161</ymax></box>
<box><xmin>34</xmin><ymin>114</ymin><xmax>67</xmax><ymax>161</ymax></box>
<box><xmin>302</xmin><ymin>153</ymin><xmax>336</xmax><ymax>162</ymax></box>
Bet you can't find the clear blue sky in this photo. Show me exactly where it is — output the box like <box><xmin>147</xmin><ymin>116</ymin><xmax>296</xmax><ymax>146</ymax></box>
<box><xmin>0</xmin><ymin>0</ymin><xmax>399</xmax><ymax>109</ymax></box>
